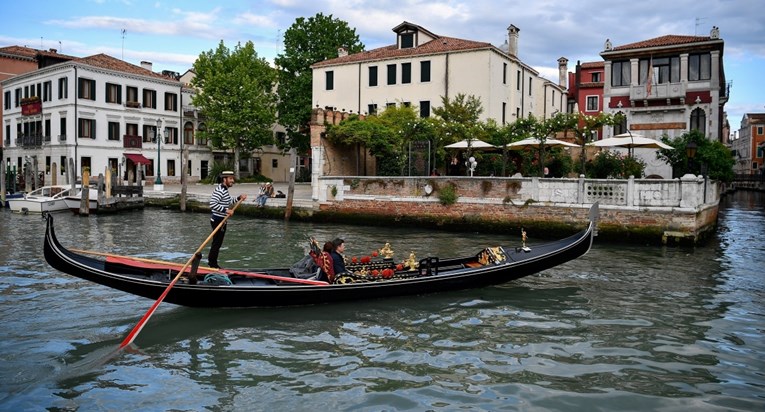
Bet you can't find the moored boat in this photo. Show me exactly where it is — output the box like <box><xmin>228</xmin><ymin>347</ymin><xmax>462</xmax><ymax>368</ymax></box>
<box><xmin>8</xmin><ymin>185</ymin><xmax>75</xmax><ymax>213</ymax></box>
<box><xmin>63</xmin><ymin>187</ymin><xmax>99</xmax><ymax>214</ymax></box>
<box><xmin>43</xmin><ymin>203</ymin><xmax>599</xmax><ymax>308</ymax></box>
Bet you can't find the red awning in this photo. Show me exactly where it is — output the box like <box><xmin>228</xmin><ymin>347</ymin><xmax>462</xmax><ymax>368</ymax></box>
<box><xmin>124</xmin><ymin>153</ymin><xmax>151</xmax><ymax>164</ymax></box>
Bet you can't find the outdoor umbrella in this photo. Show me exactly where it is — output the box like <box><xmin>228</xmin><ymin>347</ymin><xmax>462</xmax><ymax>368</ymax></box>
<box><xmin>507</xmin><ymin>137</ymin><xmax>579</xmax><ymax>150</ymax></box>
<box><xmin>444</xmin><ymin>139</ymin><xmax>496</xmax><ymax>149</ymax></box>
<box><xmin>590</xmin><ymin>133</ymin><xmax>673</xmax><ymax>150</ymax></box>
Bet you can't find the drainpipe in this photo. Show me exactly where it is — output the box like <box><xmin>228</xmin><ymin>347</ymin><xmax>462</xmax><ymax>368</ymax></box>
<box><xmin>74</xmin><ymin>65</ymin><xmax>78</xmax><ymax>181</ymax></box>
<box><xmin>444</xmin><ymin>53</ymin><xmax>450</xmax><ymax>99</ymax></box>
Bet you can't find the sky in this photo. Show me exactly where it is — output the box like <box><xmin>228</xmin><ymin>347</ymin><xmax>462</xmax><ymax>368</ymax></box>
<box><xmin>2</xmin><ymin>0</ymin><xmax>763</xmax><ymax>133</ymax></box>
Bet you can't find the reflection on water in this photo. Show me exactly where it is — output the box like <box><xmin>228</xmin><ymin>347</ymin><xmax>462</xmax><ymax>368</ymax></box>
<box><xmin>1</xmin><ymin>193</ymin><xmax>764</xmax><ymax>411</ymax></box>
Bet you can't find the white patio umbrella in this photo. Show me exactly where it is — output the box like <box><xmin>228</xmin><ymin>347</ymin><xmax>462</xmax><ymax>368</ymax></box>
<box><xmin>507</xmin><ymin>137</ymin><xmax>579</xmax><ymax>150</ymax></box>
<box><xmin>444</xmin><ymin>138</ymin><xmax>496</xmax><ymax>149</ymax></box>
<box><xmin>590</xmin><ymin>133</ymin><xmax>673</xmax><ymax>150</ymax></box>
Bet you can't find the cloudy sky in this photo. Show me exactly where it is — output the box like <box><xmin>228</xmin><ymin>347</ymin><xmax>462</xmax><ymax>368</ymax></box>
<box><xmin>2</xmin><ymin>0</ymin><xmax>762</xmax><ymax>131</ymax></box>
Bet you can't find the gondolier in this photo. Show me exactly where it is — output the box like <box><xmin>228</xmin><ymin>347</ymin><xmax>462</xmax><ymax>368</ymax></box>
<box><xmin>208</xmin><ymin>171</ymin><xmax>247</xmax><ymax>268</ymax></box>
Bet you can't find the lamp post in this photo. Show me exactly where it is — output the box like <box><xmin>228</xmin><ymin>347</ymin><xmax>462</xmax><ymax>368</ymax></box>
<box><xmin>154</xmin><ymin>118</ymin><xmax>164</xmax><ymax>190</ymax></box>
<box><xmin>686</xmin><ymin>141</ymin><xmax>697</xmax><ymax>176</ymax></box>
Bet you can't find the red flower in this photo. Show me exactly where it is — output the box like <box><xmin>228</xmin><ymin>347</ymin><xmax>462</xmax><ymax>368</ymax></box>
<box><xmin>395</xmin><ymin>264</ymin><xmax>404</xmax><ymax>271</ymax></box>
<box><xmin>372</xmin><ymin>251</ymin><xmax>379</xmax><ymax>257</ymax></box>
<box><xmin>371</xmin><ymin>269</ymin><xmax>379</xmax><ymax>276</ymax></box>
<box><xmin>361</xmin><ymin>256</ymin><xmax>371</xmax><ymax>264</ymax></box>
<box><xmin>351</xmin><ymin>256</ymin><xmax>358</xmax><ymax>264</ymax></box>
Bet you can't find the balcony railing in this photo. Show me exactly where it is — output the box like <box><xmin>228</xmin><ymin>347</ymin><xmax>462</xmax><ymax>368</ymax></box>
<box><xmin>16</xmin><ymin>134</ymin><xmax>44</xmax><ymax>147</ymax></box>
<box><xmin>631</xmin><ymin>82</ymin><xmax>686</xmax><ymax>100</ymax></box>
<box><xmin>123</xmin><ymin>134</ymin><xmax>143</xmax><ymax>148</ymax></box>
<box><xmin>125</xmin><ymin>101</ymin><xmax>141</xmax><ymax>109</ymax></box>
<box><xmin>58</xmin><ymin>134</ymin><xmax>67</xmax><ymax>142</ymax></box>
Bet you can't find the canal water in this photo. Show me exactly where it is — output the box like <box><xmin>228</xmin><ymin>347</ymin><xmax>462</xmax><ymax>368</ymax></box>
<box><xmin>0</xmin><ymin>192</ymin><xmax>763</xmax><ymax>411</ymax></box>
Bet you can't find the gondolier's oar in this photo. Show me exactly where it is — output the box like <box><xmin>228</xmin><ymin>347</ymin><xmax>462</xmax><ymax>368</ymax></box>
<box><xmin>118</xmin><ymin>198</ymin><xmax>244</xmax><ymax>349</ymax></box>
<box><xmin>69</xmin><ymin>249</ymin><xmax>328</xmax><ymax>286</ymax></box>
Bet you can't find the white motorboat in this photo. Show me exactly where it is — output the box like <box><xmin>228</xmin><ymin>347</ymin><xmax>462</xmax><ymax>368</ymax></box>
<box><xmin>64</xmin><ymin>187</ymin><xmax>100</xmax><ymax>214</ymax></box>
<box><xmin>7</xmin><ymin>185</ymin><xmax>76</xmax><ymax>214</ymax></box>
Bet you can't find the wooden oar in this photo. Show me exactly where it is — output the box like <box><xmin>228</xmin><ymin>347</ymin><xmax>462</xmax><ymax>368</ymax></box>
<box><xmin>118</xmin><ymin>198</ymin><xmax>244</xmax><ymax>349</ymax></box>
<box><xmin>69</xmin><ymin>249</ymin><xmax>328</xmax><ymax>286</ymax></box>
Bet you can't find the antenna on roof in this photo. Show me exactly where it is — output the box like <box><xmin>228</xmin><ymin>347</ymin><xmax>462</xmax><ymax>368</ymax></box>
<box><xmin>121</xmin><ymin>29</ymin><xmax>127</xmax><ymax>60</ymax></box>
<box><xmin>59</xmin><ymin>41</ymin><xmax>62</xmax><ymax>53</ymax></box>
<box><xmin>694</xmin><ymin>17</ymin><xmax>706</xmax><ymax>36</ymax></box>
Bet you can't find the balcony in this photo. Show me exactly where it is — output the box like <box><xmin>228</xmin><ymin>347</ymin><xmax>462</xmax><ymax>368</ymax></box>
<box><xmin>125</xmin><ymin>101</ymin><xmax>141</xmax><ymax>109</ymax></box>
<box><xmin>123</xmin><ymin>134</ymin><xmax>143</xmax><ymax>149</ymax></box>
<box><xmin>16</xmin><ymin>134</ymin><xmax>44</xmax><ymax>147</ymax></box>
<box><xmin>631</xmin><ymin>82</ymin><xmax>686</xmax><ymax>100</ymax></box>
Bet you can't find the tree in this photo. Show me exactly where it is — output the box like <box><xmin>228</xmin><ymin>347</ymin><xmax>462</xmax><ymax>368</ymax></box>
<box><xmin>432</xmin><ymin>94</ymin><xmax>484</xmax><ymax>164</ymax></box>
<box><xmin>275</xmin><ymin>13</ymin><xmax>364</xmax><ymax>153</ymax></box>
<box><xmin>558</xmin><ymin>112</ymin><xmax>624</xmax><ymax>174</ymax></box>
<box><xmin>191</xmin><ymin>41</ymin><xmax>277</xmax><ymax>177</ymax></box>
<box><xmin>657</xmin><ymin>129</ymin><xmax>735</xmax><ymax>182</ymax></box>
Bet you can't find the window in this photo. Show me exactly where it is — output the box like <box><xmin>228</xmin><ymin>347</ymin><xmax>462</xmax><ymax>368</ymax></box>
<box><xmin>167</xmin><ymin>160</ymin><xmax>176</xmax><ymax>177</ymax></box>
<box><xmin>60</xmin><ymin>118</ymin><xmax>67</xmax><ymax>140</ymax></box>
<box><xmin>60</xmin><ymin>156</ymin><xmax>66</xmax><ymax>175</ymax></box>
<box><xmin>3</xmin><ymin>91</ymin><xmax>9</xmax><ymax>110</ymax></box>
<box><xmin>386</xmin><ymin>102</ymin><xmax>395</xmax><ymax>108</ymax></box>
<box><xmin>613</xmin><ymin>112</ymin><xmax>627</xmax><ymax>135</ymax></box>
<box><xmin>591</xmin><ymin>72</ymin><xmax>601</xmax><ymax>82</ymax></box>
<box><xmin>367</xmin><ymin>104</ymin><xmax>377</xmax><ymax>115</ymax></box>
<box><xmin>368</xmin><ymin>66</ymin><xmax>378</xmax><ymax>87</ymax></box>
<box><xmin>503</xmin><ymin>63</ymin><xmax>507</xmax><ymax>84</ymax></box>
<box><xmin>401</xmin><ymin>32</ymin><xmax>414</xmax><ymax>49</ymax></box>
<box><xmin>106</xmin><ymin>83</ymin><xmax>121</xmax><ymax>104</ymax></box>
<box><xmin>43</xmin><ymin>81</ymin><xmax>52</xmax><ymax>102</ymax></box>
<box><xmin>586</xmin><ymin>96</ymin><xmax>599</xmax><ymax>111</ymax></box>
<box><xmin>46</xmin><ymin>156</ymin><xmax>51</xmax><ymax>174</ymax></box>
<box><xmin>197</xmin><ymin>123</ymin><xmax>207</xmax><ymax>146</ymax></box>
<box><xmin>420</xmin><ymin>61</ymin><xmax>431</xmax><ymax>82</ymax></box>
<box><xmin>387</xmin><ymin>64</ymin><xmax>396</xmax><ymax>85</ymax></box>
<box><xmin>126</xmin><ymin>123</ymin><xmax>138</xmax><ymax>136</ymax></box>
<box><xmin>402</xmin><ymin>63</ymin><xmax>411</xmax><ymax>84</ymax></box>
<box><xmin>58</xmin><ymin>77</ymin><xmax>68</xmax><ymax>99</ymax></box>
<box><xmin>402</xmin><ymin>101</ymin><xmax>411</xmax><ymax>107</ymax></box>
<box><xmin>502</xmin><ymin>102</ymin><xmax>507</xmax><ymax>124</ymax></box>
<box><xmin>169</xmin><ymin>127</ymin><xmax>179</xmax><ymax>144</ymax></box>
<box><xmin>164</xmin><ymin>92</ymin><xmax>177</xmax><ymax>111</ymax></box>
<box><xmin>143</xmin><ymin>124</ymin><xmax>157</xmax><ymax>143</ymax></box>
<box><xmin>689</xmin><ymin>53</ymin><xmax>711</xmax><ymax>81</ymax></box>
<box><xmin>78</xmin><ymin>78</ymin><xmax>96</xmax><ymax>100</ymax></box>
<box><xmin>184</xmin><ymin>122</ymin><xmax>194</xmax><ymax>144</ymax></box>
<box><xmin>611</xmin><ymin>61</ymin><xmax>630</xmax><ymax>87</ymax></box>
<box><xmin>45</xmin><ymin>119</ymin><xmax>50</xmax><ymax>138</ymax></box>
<box><xmin>528</xmin><ymin>77</ymin><xmax>532</xmax><ymax>95</ymax></box>
<box><xmin>126</xmin><ymin>86</ymin><xmax>139</xmax><ymax>106</ymax></box>
<box><xmin>758</xmin><ymin>126</ymin><xmax>764</xmax><ymax>135</ymax></box>
<box><xmin>108</xmin><ymin>121</ymin><xmax>120</xmax><ymax>141</ymax></box>
<box><xmin>272</xmin><ymin>159</ymin><xmax>278</xmax><ymax>168</ymax></box>
<box><xmin>143</xmin><ymin>89</ymin><xmax>157</xmax><ymax>109</ymax></box>
<box><xmin>79</xmin><ymin>118</ymin><xmax>95</xmax><ymax>139</ymax></box>
<box><xmin>690</xmin><ymin>108</ymin><xmax>706</xmax><ymax>135</ymax></box>
<box><xmin>325</xmin><ymin>71</ymin><xmax>334</xmax><ymax>90</ymax></box>
<box><xmin>516</xmin><ymin>70</ymin><xmax>521</xmax><ymax>90</ymax></box>
<box><xmin>419</xmin><ymin>101</ymin><xmax>430</xmax><ymax>118</ymax></box>
<box><xmin>640</xmin><ymin>57</ymin><xmax>680</xmax><ymax>85</ymax></box>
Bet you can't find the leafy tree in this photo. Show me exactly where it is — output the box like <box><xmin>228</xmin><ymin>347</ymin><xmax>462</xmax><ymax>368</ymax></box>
<box><xmin>191</xmin><ymin>41</ymin><xmax>277</xmax><ymax>177</ymax></box>
<box><xmin>432</xmin><ymin>94</ymin><xmax>484</xmax><ymax>159</ymax></box>
<box><xmin>275</xmin><ymin>13</ymin><xmax>364</xmax><ymax>153</ymax></box>
<box><xmin>557</xmin><ymin>112</ymin><xmax>624</xmax><ymax>174</ymax></box>
<box><xmin>657</xmin><ymin>129</ymin><xmax>735</xmax><ymax>182</ymax></box>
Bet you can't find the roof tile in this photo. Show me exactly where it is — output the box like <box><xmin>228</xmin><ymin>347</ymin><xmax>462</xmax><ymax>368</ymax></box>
<box><xmin>612</xmin><ymin>35</ymin><xmax>712</xmax><ymax>51</ymax></box>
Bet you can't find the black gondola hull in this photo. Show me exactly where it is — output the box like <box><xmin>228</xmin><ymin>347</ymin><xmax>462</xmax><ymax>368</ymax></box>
<box><xmin>43</xmin><ymin>205</ymin><xmax>597</xmax><ymax>308</ymax></box>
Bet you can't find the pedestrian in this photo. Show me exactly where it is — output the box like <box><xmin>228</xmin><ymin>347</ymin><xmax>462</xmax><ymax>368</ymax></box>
<box><xmin>256</xmin><ymin>182</ymin><xmax>274</xmax><ymax>207</ymax></box>
<box><xmin>208</xmin><ymin>171</ymin><xmax>247</xmax><ymax>269</ymax></box>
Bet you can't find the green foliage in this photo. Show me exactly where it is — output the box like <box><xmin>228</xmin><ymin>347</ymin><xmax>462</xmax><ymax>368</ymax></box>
<box><xmin>275</xmin><ymin>13</ymin><xmax>364</xmax><ymax>153</ymax></box>
<box><xmin>433</xmin><ymin>94</ymin><xmax>485</xmax><ymax>159</ymax></box>
<box><xmin>586</xmin><ymin>151</ymin><xmax>646</xmax><ymax>178</ymax></box>
<box><xmin>191</xmin><ymin>41</ymin><xmax>277</xmax><ymax>155</ymax></box>
<box><xmin>203</xmin><ymin>161</ymin><xmax>235</xmax><ymax>184</ymax></box>
<box><xmin>657</xmin><ymin>129</ymin><xmax>735</xmax><ymax>182</ymax></box>
<box><xmin>437</xmin><ymin>183</ymin><xmax>459</xmax><ymax>206</ymax></box>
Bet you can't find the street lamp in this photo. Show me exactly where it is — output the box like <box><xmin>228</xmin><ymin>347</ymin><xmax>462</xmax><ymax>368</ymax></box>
<box><xmin>154</xmin><ymin>118</ymin><xmax>163</xmax><ymax>187</ymax></box>
<box><xmin>686</xmin><ymin>141</ymin><xmax>697</xmax><ymax>175</ymax></box>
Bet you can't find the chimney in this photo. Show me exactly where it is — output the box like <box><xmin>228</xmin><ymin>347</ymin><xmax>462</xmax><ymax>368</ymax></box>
<box><xmin>507</xmin><ymin>24</ymin><xmax>520</xmax><ymax>56</ymax></box>
<box><xmin>337</xmin><ymin>47</ymin><xmax>348</xmax><ymax>57</ymax></box>
<box><xmin>558</xmin><ymin>57</ymin><xmax>569</xmax><ymax>88</ymax></box>
<box><xmin>140</xmin><ymin>61</ymin><xmax>153</xmax><ymax>71</ymax></box>
<box><xmin>48</xmin><ymin>48</ymin><xmax>57</xmax><ymax>54</ymax></box>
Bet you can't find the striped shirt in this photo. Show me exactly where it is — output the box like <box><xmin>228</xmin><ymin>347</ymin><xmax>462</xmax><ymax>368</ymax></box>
<box><xmin>210</xmin><ymin>184</ymin><xmax>235</xmax><ymax>219</ymax></box>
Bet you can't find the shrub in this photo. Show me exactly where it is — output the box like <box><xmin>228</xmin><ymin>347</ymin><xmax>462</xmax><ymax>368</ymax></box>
<box><xmin>437</xmin><ymin>183</ymin><xmax>458</xmax><ymax>205</ymax></box>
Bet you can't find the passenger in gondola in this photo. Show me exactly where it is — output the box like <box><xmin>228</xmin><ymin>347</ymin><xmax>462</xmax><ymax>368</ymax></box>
<box><xmin>330</xmin><ymin>238</ymin><xmax>348</xmax><ymax>276</ymax></box>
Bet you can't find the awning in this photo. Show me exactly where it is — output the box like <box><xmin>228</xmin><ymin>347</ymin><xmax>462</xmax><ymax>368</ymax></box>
<box><xmin>124</xmin><ymin>153</ymin><xmax>151</xmax><ymax>164</ymax></box>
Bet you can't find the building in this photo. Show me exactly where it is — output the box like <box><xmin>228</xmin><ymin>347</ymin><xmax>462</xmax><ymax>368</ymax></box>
<box><xmin>2</xmin><ymin>53</ymin><xmax>215</xmax><ymax>186</ymax></box>
<box><xmin>567</xmin><ymin>61</ymin><xmax>615</xmax><ymax>139</ymax></box>
<box><xmin>1</xmin><ymin>46</ymin><xmax>75</xmax><ymax>158</ymax></box>
<box><xmin>599</xmin><ymin>26</ymin><xmax>728</xmax><ymax>177</ymax></box>
<box><xmin>731</xmin><ymin>113</ymin><xmax>765</xmax><ymax>175</ymax></box>
<box><xmin>309</xmin><ymin>22</ymin><xmax>568</xmax><ymax>182</ymax></box>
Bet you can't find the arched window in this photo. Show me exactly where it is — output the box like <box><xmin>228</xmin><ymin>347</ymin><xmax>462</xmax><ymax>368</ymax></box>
<box><xmin>613</xmin><ymin>111</ymin><xmax>627</xmax><ymax>136</ymax></box>
<box><xmin>690</xmin><ymin>108</ymin><xmax>706</xmax><ymax>135</ymax></box>
<box><xmin>183</xmin><ymin>121</ymin><xmax>194</xmax><ymax>145</ymax></box>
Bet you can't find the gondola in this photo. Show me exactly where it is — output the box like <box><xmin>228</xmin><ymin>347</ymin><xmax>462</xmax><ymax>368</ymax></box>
<box><xmin>43</xmin><ymin>203</ymin><xmax>598</xmax><ymax>308</ymax></box>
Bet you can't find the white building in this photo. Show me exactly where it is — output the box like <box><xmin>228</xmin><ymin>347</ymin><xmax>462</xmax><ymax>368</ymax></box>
<box><xmin>2</xmin><ymin>53</ymin><xmax>212</xmax><ymax>186</ymax></box>
<box><xmin>311</xmin><ymin>22</ymin><xmax>567</xmax><ymax>124</ymax></box>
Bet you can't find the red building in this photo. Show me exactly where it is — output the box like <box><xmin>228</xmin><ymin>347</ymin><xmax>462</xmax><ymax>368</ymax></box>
<box><xmin>567</xmin><ymin>61</ymin><xmax>608</xmax><ymax>139</ymax></box>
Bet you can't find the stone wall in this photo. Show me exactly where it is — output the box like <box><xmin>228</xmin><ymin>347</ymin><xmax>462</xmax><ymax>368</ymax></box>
<box><xmin>314</xmin><ymin>175</ymin><xmax>719</xmax><ymax>245</ymax></box>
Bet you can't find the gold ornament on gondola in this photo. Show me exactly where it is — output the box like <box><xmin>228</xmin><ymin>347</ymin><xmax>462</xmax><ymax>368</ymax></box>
<box><xmin>406</xmin><ymin>251</ymin><xmax>418</xmax><ymax>271</ymax></box>
<box><xmin>380</xmin><ymin>242</ymin><xmax>394</xmax><ymax>259</ymax></box>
